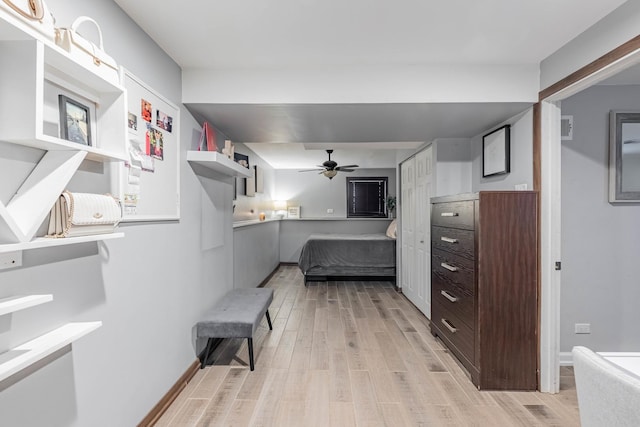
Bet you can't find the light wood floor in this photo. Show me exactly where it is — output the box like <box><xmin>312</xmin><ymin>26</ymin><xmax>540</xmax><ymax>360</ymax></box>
<box><xmin>156</xmin><ymin>266</ymin><xmax>580</xmax><ymax>426</ymax></box>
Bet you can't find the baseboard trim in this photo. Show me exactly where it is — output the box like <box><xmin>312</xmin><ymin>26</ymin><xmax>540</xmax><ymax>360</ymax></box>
<box><xmin>257</xmin><ymin>264</ymin><xmax>281</xmax><ymax>288</ymax></box>
<box><xmin>559</xmin><ymin>352</ymin><xmax>573</xmax><ymax>366</ymax></box>
<box><xmin>137</xmin><ymin>359</ymin><xmax>201</xmax><ymax>427</ymax></box>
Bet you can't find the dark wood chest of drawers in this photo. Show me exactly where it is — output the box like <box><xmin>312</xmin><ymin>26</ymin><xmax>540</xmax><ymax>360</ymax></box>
<box><xmin>430</xmin><ymin>191</ymin><xmax>538</xmax><ymax>390</ymax></box>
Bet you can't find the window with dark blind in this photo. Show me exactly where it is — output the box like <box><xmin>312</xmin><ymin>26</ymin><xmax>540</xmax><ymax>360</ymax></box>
<box><xmin>346</xmin><ymin>177</ymin><xmax>388</xmax><ymax>218</ymax></box>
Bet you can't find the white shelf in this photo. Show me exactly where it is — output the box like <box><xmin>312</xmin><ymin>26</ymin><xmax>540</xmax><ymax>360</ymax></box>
<box><xmin>0</xmin><ymin>321</ymin><xmax>101</xmax><ymax>383</ymax></box>
<box><xmin>0</xmin><ymin>295</ymin><xmax>53</xmax><ymax>316</ymax></box>
<box><xmin>187</xmin><ymin>151</ymin><xmax>252</xmax><ymax>178</ymax></box>
<box><xmin>0</xmin><ymin>232</ymin><xmax>124</xmax><ymax>254</ymax></box>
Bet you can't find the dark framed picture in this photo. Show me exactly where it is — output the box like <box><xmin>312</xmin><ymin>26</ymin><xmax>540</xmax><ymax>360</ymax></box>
<box><xmin>59</xmin><ymin>95</ymin><xmax>92</xmax><ymax>146</ymax></box>
<box><xmin>482</xmin><ymin>124</ymin><xmax>510</xmax><ymax>177</ymax></box>
<box><xmin>234</xmin><ymin>152</ymin><xmax>249</xmax><ymax>168</ymax></box>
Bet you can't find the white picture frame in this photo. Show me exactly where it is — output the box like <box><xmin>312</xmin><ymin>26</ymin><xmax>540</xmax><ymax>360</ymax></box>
<box><xmin>287</xmin><ymin>206</ymin><xmax>300</xmax><ymax>219</ymax></box>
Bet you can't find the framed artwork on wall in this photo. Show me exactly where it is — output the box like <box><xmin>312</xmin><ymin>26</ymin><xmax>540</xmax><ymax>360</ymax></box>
<box><xmin>59</xmin><ymin>95</ymin><xmax>92</xmax><ymax>146</ymax></box>
<box><xmin>482</xmin><ymin>124</ymin><xmax>510</xmax><ymax>177</ymax></box>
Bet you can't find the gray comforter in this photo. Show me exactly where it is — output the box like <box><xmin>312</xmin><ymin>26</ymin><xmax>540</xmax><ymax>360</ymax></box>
<box><xmin>298</xmin><ymin>233</ymin><xmax>396</xmax><ymax>275</ymax></box>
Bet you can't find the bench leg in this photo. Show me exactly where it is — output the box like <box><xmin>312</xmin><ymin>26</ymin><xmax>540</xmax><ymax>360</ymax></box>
<box><xmin>247</xmin><ymin>337</ymin><xmax>255</xmax><ymax>371</ymax></box>
<box><xmin>265</xmin><ymin>310</ymin><xmax>273</xmax><ymax>330</ymax></box>
<box><xmin>201</xmin><ymin>337</ymin><xmax>214</xmax><ymax>369</ymax></box>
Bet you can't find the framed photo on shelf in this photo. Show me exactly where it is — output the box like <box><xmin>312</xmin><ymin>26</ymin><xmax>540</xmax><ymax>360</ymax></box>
<box><xmin>59</xmin><ymin>95</ymin><xmax>92</xmax><ymax>146</ymax></box>
<box><xmin>482</xmin><ymin>125</ymin><xmax>510</xmax><ymax>177</ymax></box>
<box><xmin>287</xmin><ymin>206</ymin><xmax>300</xmax><ymax>219</ymax></box>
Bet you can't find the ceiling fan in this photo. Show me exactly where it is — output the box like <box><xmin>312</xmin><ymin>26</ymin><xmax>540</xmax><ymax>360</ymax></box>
<box><xmin>299</xmin><ymin>149</ymin><xmax>359</xmax><ymax>179</ymax></box>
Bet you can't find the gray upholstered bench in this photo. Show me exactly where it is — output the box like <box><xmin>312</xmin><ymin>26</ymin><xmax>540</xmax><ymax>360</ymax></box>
<box><xmin>197</xmin><ymin>288</ymin><xmax>273</xmax><ymax>371</ymax></box>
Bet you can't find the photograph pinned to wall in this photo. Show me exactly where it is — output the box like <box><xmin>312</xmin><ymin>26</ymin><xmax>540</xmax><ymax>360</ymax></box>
<box><xmin>128</xmin><ymin>112</ymin><xmax>138</xmax><ymax>131</ymax></box>
<box><xmin>59</xmin><ymin>95</ymin><xmax>92</xmax><ymax>146</ymax></box>
<box><xmin>482</xmin><ymin>124</ymin><xmax>510</xmax><ymax>177</ymax></box>
<box><xmin>234</xmin><ymin>152</ymin><xmax>249</xmax><ymax>168</ymax></box>
<box><xmin>123</xmin><ymin>193</ymin><xmax>139</xmax><ymax>216</ymax></box>
<box><xmin>141</xmin><ymin>98</ymin><xmax>152</xmax><ymax>122</ymax></box>
<box><xmin>156</xmin><ymin>109</ymin><xmax>173</xmax><ymax>132</ymax></box>
<box><xmin>146</xmin><ymin>124</ymin><xmax>164</xmax><ymax>160</ymax></box>
<box><xmin>128</xmin><ymin>138</ymin><xmax>155</xmax><ymax>172</ymax></box>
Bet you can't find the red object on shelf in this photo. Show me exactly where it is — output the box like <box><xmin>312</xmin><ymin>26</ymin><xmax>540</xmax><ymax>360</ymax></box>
<box><xmin>198</xmin><ymin>122</ymin><xmax>217</xmax><ymax>151</ymax></box>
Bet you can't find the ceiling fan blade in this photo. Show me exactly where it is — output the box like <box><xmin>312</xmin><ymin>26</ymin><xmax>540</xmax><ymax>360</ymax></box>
<box><xmin>299</xmin><ymin>168</ymin><xmax>324</xmax><ymax>172</ymax></box>
<box><xmin>623</xmin><ymin>139</ymin><xmax>640</xmax><ymax>144</ymax></box>
<box><xmin>337</xmin><ymin>168</ymin><xmax>355</xmax><ymax>172</ymax></box>
<box><xmin>335</xmin><ymin>164</ymin><xmax>359</xmax><ymax>170</ymax></box>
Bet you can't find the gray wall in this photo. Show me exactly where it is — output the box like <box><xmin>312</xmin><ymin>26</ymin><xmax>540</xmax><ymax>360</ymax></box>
<box><xmin>275</xmin><ymin>168</ymin><xmax>397</xmax><ymax>218</ymax></box>
<box><xmin>234</xmin><ymin>221</ymin><xmax>280</xmax><ymax>288</ymax></box>
<box><xmin>432</xmin><ymin>138</ymin><xmax>472</xmax><ymax>197</ymax></box>
<box><xmin>560</xmin><ymin>84</ymin><xmax>640</xmax><ymax>354</ymax></box>
<box><xmin>472</xmin><ymin>108</ymin><xmax>534</xmax><ymax>192</ymax></box>
<box><xmin>232</xmin><ymin>143</ymin><xmax>277</xmax><ymax>222</ymax></box>
<box><xmin>0</xmin><ymin>1</ymin><xmax>234</xmax><ymax>425</ymax></box>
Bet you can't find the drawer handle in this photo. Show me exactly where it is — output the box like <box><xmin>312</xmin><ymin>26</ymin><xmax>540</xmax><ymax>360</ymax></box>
<box><xmin>440</xmin><ymin>236</ymin><xmax>458</xmax><ymax>244</ymax></box>
<box><xmin>441</xmin><ymin>262</ymin><xmax>458</xmax><ymax>272</ymax></box>
<box><xmin>440</xmin><ymin>290</ymin><xmax>459</xmax><ymax>303</ymax></box>
<box><xmin>441</xmin><ymin>318</ymin><xmax>457</xmax><ymax>333</ymax></box>
<box><xmin>440</xmin><ymin>212</ymin><xmax>459</xmax><ymax>217</ymax></box>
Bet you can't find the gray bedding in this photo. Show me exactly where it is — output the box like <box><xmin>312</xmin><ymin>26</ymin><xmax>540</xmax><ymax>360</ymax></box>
<box><xmin>298</xmin><ymin>233</ymin><xmax>396</xmax><ymax>278</ymax></box>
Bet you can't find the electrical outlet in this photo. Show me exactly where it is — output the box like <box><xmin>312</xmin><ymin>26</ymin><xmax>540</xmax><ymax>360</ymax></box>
<box><xmin>515</xmin><ymin>183</ymin><xmax>528</xmax><ymax>191</ymax></box>
<box><xmin>0</xmin><ymin>251</ymin><xmax>22</xmax><ymax>270</ymax></box>
<box><xmin>575</xmin><ymin>323</ymin><xmax>591</xmax><ymax>334</ymax></box>
<box><xmin>327</xmin><ymin>208</ymin><xmax>334</xmax><ymax>214</ymax></box>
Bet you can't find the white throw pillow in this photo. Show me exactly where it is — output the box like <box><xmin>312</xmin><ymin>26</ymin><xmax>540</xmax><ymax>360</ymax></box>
<box><xmin>386</xmin><ymin>219</ymin><xmax>397</xmax><ymax>239</ymax></box>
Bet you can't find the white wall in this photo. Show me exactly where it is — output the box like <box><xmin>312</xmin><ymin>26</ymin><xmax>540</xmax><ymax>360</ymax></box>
<box><xmin>0</xmin><ymin>1</ymin><xmax>234</xmax><ymax>425</ymax></box>
<box><xmin>560</xmin><ymin>84</ymin><xmax>640</xmax><ymax>353</ymax></box>
<box><xmin>183</xmin><ymin>64</ymin><xmax>539</xmax><ymax>104</ymax></box>
<box><xmin>274</xmin><ymin>168</ymin><xmax>397</xmax><ymax>218</ymax></box>
<box><xmin>472</xmin><ymin>108</ymin><xmax>534</xmax><ymax>191</ymax></box>
<box><xmin>540</xmin><ymin>1</ymin><xmax>640</xmax><ymax>90</ymax></box>
<box><xmin>432</xmin><ymin>138</ymin><xmax>473</xmax><ymax>197</ymax></box>
<box><xmin>232</xmin><ymin>143</ymin><xmax>277</xmax><ymax>221</ymax></box>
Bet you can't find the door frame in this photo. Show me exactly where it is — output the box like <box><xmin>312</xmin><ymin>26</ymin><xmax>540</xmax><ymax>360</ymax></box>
<box><xmin>536</xmin><ymin>35</ymin><xmax>640</xmax><ymax>393</ymax></box>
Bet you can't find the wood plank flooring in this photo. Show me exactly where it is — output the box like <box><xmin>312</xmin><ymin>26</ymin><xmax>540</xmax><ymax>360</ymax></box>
<box><xmin>156</xmin><ymin>266</ymin><xmax>580</xmax><ymax>426</ymax></box>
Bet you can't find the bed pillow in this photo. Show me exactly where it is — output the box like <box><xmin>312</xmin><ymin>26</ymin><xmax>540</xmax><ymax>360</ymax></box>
<box><xmin>386</xmin><ymin>219</ymin><xmax>397</xmax><ymax>239</ymax></box>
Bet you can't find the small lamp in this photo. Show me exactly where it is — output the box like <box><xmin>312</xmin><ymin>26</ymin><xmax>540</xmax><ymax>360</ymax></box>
<box><xmin>323</xmin><ymin>170</ymin><xmax>338</xmax><ymax>179</ymax></box>
<box><xmin>273</xmin><ymin>200</ymin><xmax>287</xmax><ymax>219</ymax></box>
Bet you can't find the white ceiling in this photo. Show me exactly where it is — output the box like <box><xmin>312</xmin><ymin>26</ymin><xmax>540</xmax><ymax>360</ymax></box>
<box><xmin>114</xmin><ymin>0</ymin><xmax>627</xmax><ymax>169</ymax></box>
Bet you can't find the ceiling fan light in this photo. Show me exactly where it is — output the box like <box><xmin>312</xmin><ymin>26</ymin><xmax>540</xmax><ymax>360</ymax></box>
<box><xmin>323</xmin><ymin>170</ymin><xmax>338</xmax><ymax>179</ymax></box>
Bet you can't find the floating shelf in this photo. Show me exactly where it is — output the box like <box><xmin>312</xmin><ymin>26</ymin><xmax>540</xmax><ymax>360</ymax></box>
<box><xmin>0</xmin><ymin>295</ymin><xmax>53</xmax><ymax>316</ymax></box>
<box><xmin>0</xmin><ymin>232</ymin><xmax>124</xmax><ymax>254</ymax></box>
<box><xmin>0</xmin><ymin>321</ymin><xmax>101</xmax><ymax>383</ymax></box>
<box><xmin>187</xmin><ymin>151</ymin><xmax>252</xmax><ymax>178</ymax></box>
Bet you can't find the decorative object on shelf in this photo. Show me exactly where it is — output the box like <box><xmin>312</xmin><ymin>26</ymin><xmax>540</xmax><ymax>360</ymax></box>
<box><xmin>197</xmin><ymin>121</ymin><xmax>216</xmax><ymax>151</ymax></box>
<box><xmin>287</xmin><ymin>206</ymin><xmax>300</xmax><ymax>219</ymax></box>
<box><xmin>273</xmin><ymin>200</ymin><xmax>287</xmax><ymax>219</ymax></box>
<box><xmin>54</xmin><ymin>16</ymin><xmax>119</xmax><ymax>85</ymax></box>
<box><xmin>58</xmin><ymin>94</ymin><xmax>91</xmax><ymax>146</ymax></box>
<box><xmin>482</xmin><ymin>124</ymin><xmax>510</xmax><ymax>177</ymax></box>
<box><xmin>221</xmin><ymin>139</ymin><xmax>234</xmax><ymax>159</ymax></box>
<box><xmin>234</xmin><ymin>152</ymin><xmax>249</xmax><ymax>168</ymax></box>
<box><xmin>46</xmin><ymin>191</ymin><xmax>122</xmax><ymax>238</ymax></box>
<box><xmin>0</xmin><ymin>0</ymin><xmax>56</xmax><ymax>40</ymax></box>
<box><xmin>385</xmin><ymin>195</ymin><xmax>396</xmax><ymax>218</ymax></box>
<box><xmin>609</xmin><ymin>111</ymin><xmax>640</xmax><ymax>202</ymax></box>
<box><xmin>259</xmin><ymin>212</ymin><xmax>266</xmax><ymax>221</ymax></box>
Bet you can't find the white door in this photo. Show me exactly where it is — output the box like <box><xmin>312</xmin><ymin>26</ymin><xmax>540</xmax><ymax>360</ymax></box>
<box><xmin>413</xmin><ymin>147</ymin><xmax>432</xmax><ymax>317</ymax></box>
<box><xmin>400</xmin><ymin>157</ymin><xmax>415</xmax><ymax>300</ymax></box>
<box><xmin>400</xmin><ymin>146</ymin><xmax>433</xmax><ymax>318</ymax></box>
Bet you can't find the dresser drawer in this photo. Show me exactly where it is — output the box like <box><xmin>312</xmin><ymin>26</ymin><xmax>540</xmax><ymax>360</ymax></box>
<box><xmin>432</xmin><ymin>248</ymin><xmax>475</xmax><ymax>293</ymax></box>
<box><xmin>431</xmin><ymin>226</ymin><xmax>475</xmax><ymax>260</ymax></box>
<box><xmin>432</xmin><ymin>275</ymin><xmax>474</xmax><ymax>328</ymax></box>
<box><xmin>431</xmin><ymin>201</ymin><xmax>475</xmax><ymax>230</ymax></box>
<box><xmin>432</xmin><ymin>301</ymin><xmax>474</xmax><ymax>362</ymax></box>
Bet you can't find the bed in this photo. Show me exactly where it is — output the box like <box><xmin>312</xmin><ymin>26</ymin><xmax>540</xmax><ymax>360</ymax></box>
<box><xmin>298</xmin><ymin>233</ymin><xmax>396</xmax><ymax>284</ymax></box>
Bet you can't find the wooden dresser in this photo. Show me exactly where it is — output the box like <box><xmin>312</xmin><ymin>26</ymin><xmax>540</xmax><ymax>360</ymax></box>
<box><xmin>430</xmin><ymin>191</ymin><xmax>538</xmax><ymax>390</ymax></box>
